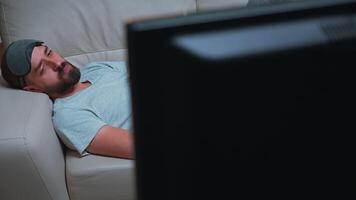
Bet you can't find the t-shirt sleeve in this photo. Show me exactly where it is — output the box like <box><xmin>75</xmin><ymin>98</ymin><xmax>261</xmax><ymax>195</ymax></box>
<box><xmin>52</xmin><ymin>108</ymin><xmax>106</xmax><ymax>155</ymax></box>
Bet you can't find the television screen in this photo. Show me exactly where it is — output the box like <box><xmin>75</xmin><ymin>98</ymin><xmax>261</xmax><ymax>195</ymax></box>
<box><xmin>127</xmin><ymin>0</ymin><xmax>356</xmax><ymax>199</ymax></box>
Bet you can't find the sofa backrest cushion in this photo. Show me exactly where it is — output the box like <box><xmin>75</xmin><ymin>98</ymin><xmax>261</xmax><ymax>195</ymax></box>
<box><xmin>0</xmin><ymin>0</ymin><xmax>196</xmax><ymax>66</ymax></box>
<box><xmin>197</xmin><ymin>0</ymin><xmax>248</xmax><ymax>10</ymax></box>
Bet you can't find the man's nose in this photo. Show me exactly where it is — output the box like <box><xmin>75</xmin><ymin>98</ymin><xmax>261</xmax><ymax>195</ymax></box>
<box><xmin>47</xmin><ymin>59</ymin><xmax>64</xmax><ymax>71</ymax></box>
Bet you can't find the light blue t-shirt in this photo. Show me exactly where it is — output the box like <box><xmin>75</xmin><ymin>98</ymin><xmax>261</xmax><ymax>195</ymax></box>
<box><xmin>52</xmin><ymin>61</ymin><xmax>132</xmax><ymax>155</ymax></box>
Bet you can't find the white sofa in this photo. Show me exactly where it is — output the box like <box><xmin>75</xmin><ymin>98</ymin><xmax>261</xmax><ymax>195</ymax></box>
<box><xmin>0</xmin><ymin>0</ymin><xmax>248</xmax><ymax>200</ymax></box>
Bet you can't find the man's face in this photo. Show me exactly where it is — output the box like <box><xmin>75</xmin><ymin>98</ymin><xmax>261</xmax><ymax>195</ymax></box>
<box><xmin>24</xmin><ymin>44</ymin><xmax>80</xmax><ymax>95</ymax></box>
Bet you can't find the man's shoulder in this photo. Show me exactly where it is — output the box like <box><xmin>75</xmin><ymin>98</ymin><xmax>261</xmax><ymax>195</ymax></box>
<box><xmin>52</xmin><ymin>105</ymin><xmax>95</xmax><ymax>126</ymax></box>
<box><xmin>80</xmin><ymin>61</ymin><xmax>128</xmax><ymax>82</ymax></box>
<box><xmin>82</xmin><ymin>61</ymin><xmax>126</xmax><ymax>72</ymax></box>
<box><xmin>52</xmin><ymin>105</ymin><xmax>75</xmax><ymax>125</ymax></box>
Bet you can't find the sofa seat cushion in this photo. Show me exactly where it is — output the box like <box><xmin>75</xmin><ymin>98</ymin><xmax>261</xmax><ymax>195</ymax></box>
<box><xmin>65</xmin><ymin>150</ymin><xmax>135</xmax><ymax>200</ymax></box>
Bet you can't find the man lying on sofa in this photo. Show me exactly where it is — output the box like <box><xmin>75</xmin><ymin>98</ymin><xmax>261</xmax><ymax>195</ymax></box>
<box><xmin>1</xmin><ymin>39</ymin><xmax>134</xmax><ymax>159</ymax></box>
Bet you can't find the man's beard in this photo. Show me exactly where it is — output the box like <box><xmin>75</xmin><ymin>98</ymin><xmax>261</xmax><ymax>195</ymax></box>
<box><xmin>47</xmin><ymin>61</ymin><xmax>81</xmax><ymax>94</ymax></box>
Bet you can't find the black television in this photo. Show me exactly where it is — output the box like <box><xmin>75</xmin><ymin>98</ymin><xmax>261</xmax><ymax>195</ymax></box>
<box><xmin>127</xmin><ymin>0</ymin><xmax>356</xmax><ymax>199</ymax></box>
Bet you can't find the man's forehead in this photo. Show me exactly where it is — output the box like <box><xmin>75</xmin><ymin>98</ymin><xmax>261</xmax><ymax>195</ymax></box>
<box><xmin>30</xmin><ymin>44</ymin><xmax>47</xmax><ymax>68</ymax></box>
<box><xmin>34</xmin><ymin>43</ymin><xmax>47</xmax><ymax>51</ymax></box>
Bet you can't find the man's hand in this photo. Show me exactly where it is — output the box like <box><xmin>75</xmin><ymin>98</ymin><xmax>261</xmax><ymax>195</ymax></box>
<box><xmin>86</xmin><ymin>125</ymin><xmax>134</xmax><ymax>159</ymax></box>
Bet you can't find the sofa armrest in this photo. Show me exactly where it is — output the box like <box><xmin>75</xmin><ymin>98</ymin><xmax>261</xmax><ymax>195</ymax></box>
<box><xmin>0</xmin><ymin>82</ymin><xmax>70</xmax><ymax>200</ymax></box>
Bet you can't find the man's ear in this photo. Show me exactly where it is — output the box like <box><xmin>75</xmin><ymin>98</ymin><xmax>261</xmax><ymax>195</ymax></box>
<box><xmin>23</xmin><ymin>85</ymin><xmax>44</xmax><ymax>93</ymax></box>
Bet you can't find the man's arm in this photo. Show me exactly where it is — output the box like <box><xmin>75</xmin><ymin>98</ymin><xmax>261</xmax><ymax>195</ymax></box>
<box><xmin>86</xmin><ymin>125</ymin><xmax>134</xmax><ymax>159</ymax></box>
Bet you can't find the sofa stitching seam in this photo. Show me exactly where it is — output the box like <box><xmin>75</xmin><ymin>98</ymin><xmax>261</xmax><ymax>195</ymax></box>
<box><xmin>64</xmin><ymin>48</ymin><xmax>127</xmax><ymax>58</ymax></box>
<box><xmin>0</xmin><ymin>136</ymin><xmax>26</xmax><ymax>141</ymax></box>
<box><xmin>1</xmin><ymin>3</ymin><xmax>11</xmax><ymax>43</ymax></box>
